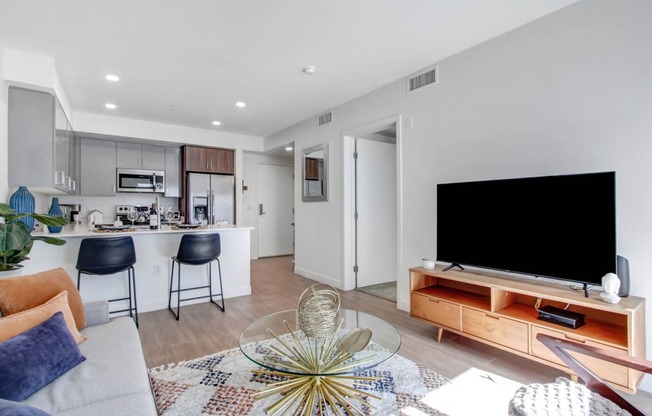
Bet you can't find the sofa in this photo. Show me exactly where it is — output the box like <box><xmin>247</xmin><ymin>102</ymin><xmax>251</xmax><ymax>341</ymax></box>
<box><xmin>20</xmin><ymin>301</ymin><xmax>158</xmax><ymax>415</ymax></box>
<box><xmin>0</xmin><ymin>268</ymin><xmax>157</xmax><ymax>416</ymax></box>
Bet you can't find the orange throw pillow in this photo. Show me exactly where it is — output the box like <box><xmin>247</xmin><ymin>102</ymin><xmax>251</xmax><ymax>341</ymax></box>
<box><xmin>0</xmin><ymin>268</ymin><xmax>86</xmax><ymax>329</ymax></box>
<box><xmin>0</xmin><ymin>291</ymin><xmax>86</xmax><ymax>344</ymax></box>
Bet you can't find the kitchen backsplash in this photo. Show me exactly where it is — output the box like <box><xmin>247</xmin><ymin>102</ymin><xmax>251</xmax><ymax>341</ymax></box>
<box><xmin>23</xmin><ymin>190</ymin><xmax>179</xmax><ymax>223</ymax></box>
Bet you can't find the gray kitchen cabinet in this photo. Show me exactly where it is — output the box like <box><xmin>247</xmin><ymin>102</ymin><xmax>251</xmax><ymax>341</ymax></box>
<box><xmin>165</xmin><ymin>146</ymin><xmax>181</xmax><ymax>197</ymax></box>
<box><xmin>117</xmin><ymin>141</ymin><xmax>165</xmax><ymax>170</ymax></box>
<box><xmin>8</xmin><ymin>87</ymin><xmax>76</xmax><ymax>194</ymax></box>
<box><xmin>80</xmin><ymin>137</ymin><xmax>117</xmax><ymax>196</ymax></box>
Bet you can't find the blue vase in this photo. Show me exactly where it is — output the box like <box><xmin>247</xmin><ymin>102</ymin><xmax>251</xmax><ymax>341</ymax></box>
<box><xmin>47</xmin><ymin>197</ymin><xmax>63</xmax><ymax>233</ymax></box>
<box><xmin>9</xmin><ymin>186</ymin><xmax>35</xmax><ymax>231</ymax></box>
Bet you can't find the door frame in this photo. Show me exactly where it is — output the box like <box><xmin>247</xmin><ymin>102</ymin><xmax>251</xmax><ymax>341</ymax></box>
<box><xmin>341</xmin><ymin>114</ymin><xmax>403</xmax><ymax>292</ymax></box>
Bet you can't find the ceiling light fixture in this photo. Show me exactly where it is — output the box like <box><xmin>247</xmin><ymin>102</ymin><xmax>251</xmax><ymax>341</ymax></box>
<box><xmin>105</xmin><ymin>103</ymin><xmax>117</xmax><ymax>109</ymax></box>
<box><xmin>302</xmin><ymin>66</ymin><xmax>316</xmax><ymax>75</ymax></box>
<box><xmin>212</xmin><ymin>121</ymin><xmax>222</xmax><ymax>126</ymax></box>
<box><xmin>105</xmin><ymin>74</ymin><xmax>120</xmax><ymax>82</ymax></box>
<box><xmin>235</xmin><ymin>101</ymin><xmax>246</xmax><ymax>108</ymax></box>
<box><xmin>285</xmin><ymin>146</ymin><xmax>293</xmax><ymax>151</ymax></box>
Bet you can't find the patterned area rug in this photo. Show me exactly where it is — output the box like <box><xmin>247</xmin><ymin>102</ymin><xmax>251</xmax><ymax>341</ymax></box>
<box><xmin>149</xmin><ymin>345</ymin><xmax>450</xmax><ymax>415</ymax></box>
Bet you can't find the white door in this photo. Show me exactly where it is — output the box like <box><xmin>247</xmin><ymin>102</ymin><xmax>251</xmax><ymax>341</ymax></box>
<box><xmin>356</xmin><ymin>138</ymin><xmax>397</xmax><ymax>287</ymax></box>
<box><xmin>258</xmin><ymin>164</ymin><xmax>294</xmax><ymax>257</ymax></box>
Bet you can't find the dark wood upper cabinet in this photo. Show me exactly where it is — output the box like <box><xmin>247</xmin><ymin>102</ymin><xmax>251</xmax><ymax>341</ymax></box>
<box><xmin>305</xmin><ymin>157</ymin><xmax>320</xmax><ymax>180</ymax></box>
<box><xmin>183</xmin><ymin>145</ymin><xmax>234</xmax><ymax>174</ymax></box>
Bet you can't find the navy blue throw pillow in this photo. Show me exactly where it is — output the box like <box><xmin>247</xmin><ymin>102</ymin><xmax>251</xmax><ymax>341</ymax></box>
<box><xmin>0</xmin><ymin>311</ymin><xmax>86</xmax><ymax>401</ymax></box>
<box><xmin>0</xmin><ymin>398</ymin><xmax>50</xmax><ymax>416</ymax></box>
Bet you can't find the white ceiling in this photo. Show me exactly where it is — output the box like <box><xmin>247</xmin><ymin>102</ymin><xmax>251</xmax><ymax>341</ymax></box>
<box><xmin>0</xmin><ymin>0</ymin><xmax>579</xmax><ymax>137</ymax></box>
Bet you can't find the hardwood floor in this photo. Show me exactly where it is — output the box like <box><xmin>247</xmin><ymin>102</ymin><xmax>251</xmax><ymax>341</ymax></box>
<box><xmin>138</xmin><ymin>256</ymin><xmax>652</xmax><ymax>410</ymax></box>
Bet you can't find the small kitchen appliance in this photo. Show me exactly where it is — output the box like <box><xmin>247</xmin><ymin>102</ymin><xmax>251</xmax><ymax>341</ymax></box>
<box><xmin>116</xmin><ymin>205</ymin><xmax>150</xmax><ymax>227</ymax></box>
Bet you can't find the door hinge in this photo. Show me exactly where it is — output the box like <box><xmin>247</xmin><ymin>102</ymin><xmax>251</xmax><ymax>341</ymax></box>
<box><xmin>353</xmin><ymin>152</ymin><xmax>358</xmax><ymax>159</ymax></box>
<box><xmin>353</xmin><ymin>265</ymin><xmax>359</xmax><ymax>273</ymax></box>
<box><xmin>354</xmin><ymin>212</ymin><xmax>358</xmax><ymax>220</ymax></box>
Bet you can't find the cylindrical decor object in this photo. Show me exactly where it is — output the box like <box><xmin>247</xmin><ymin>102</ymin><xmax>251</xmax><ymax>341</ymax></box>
<box><xmin>9</xmin><ymin>186</ymin><xmax>35</xmax><ymax>231</ymax></box>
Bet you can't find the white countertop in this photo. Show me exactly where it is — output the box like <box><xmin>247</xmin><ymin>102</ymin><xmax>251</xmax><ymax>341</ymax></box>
<box><xmin>33</xmin><ymin>223</ymin><xmax>253</xmax><ymax>238</ymax></box>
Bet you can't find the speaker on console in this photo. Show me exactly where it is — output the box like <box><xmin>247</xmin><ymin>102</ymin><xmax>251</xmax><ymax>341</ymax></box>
<box><xmin>616</xmin><ymin>255</ymin><xmax>630</xmax><ymax>297</ymax></box>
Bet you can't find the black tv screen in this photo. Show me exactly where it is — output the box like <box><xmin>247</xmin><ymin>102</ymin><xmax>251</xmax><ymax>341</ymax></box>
<box><xmin>437</xmin><ymin>172</ymin><xmax>616</xmax><ymax>286</ymax></box>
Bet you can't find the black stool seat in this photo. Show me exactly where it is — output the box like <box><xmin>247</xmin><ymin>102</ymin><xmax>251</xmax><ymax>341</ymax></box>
<box><xmin>76</xmin><ymin>236</ymin><xmax>138</xmax><ymax>327</ymax></box>
<box><xmin>168</xmin><ymin>233</ymin><xmax>225</xmax><ymax>320</ymax></box>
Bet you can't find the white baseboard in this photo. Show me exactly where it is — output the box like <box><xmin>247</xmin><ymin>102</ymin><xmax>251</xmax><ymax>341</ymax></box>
<box><xmin>294</xmin><ymin>267</ymin><xmax>344</xmax><ymax>290</ymax></box>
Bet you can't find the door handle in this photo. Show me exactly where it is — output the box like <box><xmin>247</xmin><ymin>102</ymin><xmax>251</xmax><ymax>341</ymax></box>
<box><xmin>259</xmin><ymin>203</ymin><xmax>266</xmax><ymax>215</ymax></box>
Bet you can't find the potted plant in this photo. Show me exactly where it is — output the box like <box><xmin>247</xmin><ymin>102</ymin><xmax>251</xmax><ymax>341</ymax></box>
<box><xmin>0</xmin><ymin>202</ymin><xmax>68</xmax><ymax>272</ymax></box>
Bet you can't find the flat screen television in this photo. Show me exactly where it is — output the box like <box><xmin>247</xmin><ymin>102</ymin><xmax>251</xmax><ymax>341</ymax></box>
<box><xmin>436</xmin><ymin>171</ymin><xmax>616</xmax><ymax>288</ymax></box>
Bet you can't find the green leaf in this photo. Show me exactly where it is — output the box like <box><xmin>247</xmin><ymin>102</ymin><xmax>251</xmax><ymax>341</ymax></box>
<box><xmin>30</xmin><ymin>213</ymin><xmax>68</xmax><ymax>226</ymax></box>
<box><xmin>32</xmin><ymin>236</ymin><xmax>66</xmax><ymax>246</ymax></box>
<box><xmin>0</xmin><ymin>203</ymin><xmax>15</xmax><ymax>218</ymax></box>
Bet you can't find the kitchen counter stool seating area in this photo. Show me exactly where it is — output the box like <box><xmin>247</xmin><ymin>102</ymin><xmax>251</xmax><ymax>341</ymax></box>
<box><xmin>76</xmin><ymin>236</ymin><xmax>139</xmax><ymax>327</ymax></box>
<box><xmin>168</xmin><ymin>233</ymin><xmax>225</xmax><ymax>320</ymax></box>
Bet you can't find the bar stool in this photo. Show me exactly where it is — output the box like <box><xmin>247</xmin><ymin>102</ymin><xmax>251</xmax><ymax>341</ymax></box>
<box><xmin>168</xmin><ymin>233</ymin><xmax>225</xmax><ymax>320</ymax></box>
<box><xmin>76</xmin><ymin>236</ymin><xmax>138</xmax><ymax>327</ymax></box>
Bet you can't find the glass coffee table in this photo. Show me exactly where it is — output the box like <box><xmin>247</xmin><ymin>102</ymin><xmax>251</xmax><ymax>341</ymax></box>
<box><xmin>239</xmin><ymin>309</ymin><xmax>401</xmax><ymax>416</ymax></box>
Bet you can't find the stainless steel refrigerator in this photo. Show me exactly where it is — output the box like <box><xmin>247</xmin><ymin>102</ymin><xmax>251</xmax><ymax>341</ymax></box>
<box><xmin>187</xmin><ymin>173</ymin><xmax>235</xmax><ymax>224</ymax></box>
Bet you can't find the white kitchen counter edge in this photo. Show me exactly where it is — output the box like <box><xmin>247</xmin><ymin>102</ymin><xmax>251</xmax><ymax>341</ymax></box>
<box><xmin>33</xmin><ymin>224</ymin><xmax>254</xmax><ymax>238</ymax></box>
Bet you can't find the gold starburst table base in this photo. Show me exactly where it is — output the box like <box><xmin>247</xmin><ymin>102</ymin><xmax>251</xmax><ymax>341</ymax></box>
<box><xmin>248</xmin><ymin>320</ymin><xmax>383</xmax><ymax>415</ymax></box>
<box><xmin>252</xmin><ymin>370</ymin><xmax>382</xmax><ymax>416</ymax></box>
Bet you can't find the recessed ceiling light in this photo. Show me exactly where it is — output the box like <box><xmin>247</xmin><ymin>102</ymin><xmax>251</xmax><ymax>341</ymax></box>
<box><xmin>212</xmin><ymin>121</ymin><xmax>222</xmax><ymax>126</ymax></box>
<box><xmin>302</xmin><ymin>66</ymin><xmax>316</xmax><ymax>75</ymax></box>
<box><xmin>105</xmin><ymin>103</ymin><xmax>117</xmax><ymax>109</ymax></box>
<box><xmin>285</xmin><ymin>146</ymin><xmax>293</xmax><ymax>151</ymax></box>
<box><xmin>235</xmin><ymin>101</ymin><xmax>246</xmax><ymax>108</ymax></box>
<box><xmin>105</xmin><ymin>74</ymin><xmax>120</xmax><ymax>82</ymax></box>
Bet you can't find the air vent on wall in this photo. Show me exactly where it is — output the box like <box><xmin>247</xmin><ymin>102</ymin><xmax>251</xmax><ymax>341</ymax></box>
<box><xmin>318</xmin><ymin>111</ymin><xmax>333</xmax><ymax>126</ymax></box>
<box><xmin>407</xmin><ymin>66</ymin><xmax>438</xmax><ymax>92</ymax></box>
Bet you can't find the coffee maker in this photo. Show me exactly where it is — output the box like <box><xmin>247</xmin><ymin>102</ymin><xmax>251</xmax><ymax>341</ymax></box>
<box><xmin>69</xmin><ymin>204</ymin><xmax>81</xmax><ymax>223</ymax></box>
<box><xmin>60</xmin><ymin>204</ymin><xmax>82</xmax><ymax>223</ymax></box>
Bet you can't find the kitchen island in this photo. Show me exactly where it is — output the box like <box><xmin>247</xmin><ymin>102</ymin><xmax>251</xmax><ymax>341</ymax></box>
<box><xmin>26</xmin><ymin>224</ymin><xmax>253</xmax><ymax>313</ymax></box>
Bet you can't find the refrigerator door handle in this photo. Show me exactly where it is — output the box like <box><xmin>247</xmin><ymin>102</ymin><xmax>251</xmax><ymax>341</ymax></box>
<box><xmin>206</xmin><ymin>190</ymin><xmax>211</xmax><ymax>224</ymax></box>
<box><xmin>210</xmin><ymin>190</ymin><xmax>215</xmax><ymax>224</ymax></box>
<box><xmin>259</xmin><ymin>203</ymin><xmax>266</xmax><ymax>215</ymax></box>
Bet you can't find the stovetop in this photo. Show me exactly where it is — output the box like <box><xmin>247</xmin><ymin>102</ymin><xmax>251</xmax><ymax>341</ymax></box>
<box><xmin>116</xmin><ymin>204</ymin><xmax>150</xmax><ymax>225</ymax></box>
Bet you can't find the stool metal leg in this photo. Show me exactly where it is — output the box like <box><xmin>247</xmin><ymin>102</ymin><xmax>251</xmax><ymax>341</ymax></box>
<box><xmin>214</xmin><ymin>259</ymin><xmax>225</xmax><ymax>311</ymax></box>
<box><xmin>167</xmin><ymin>257</ymin><xmax>225</xmax><ymax>321</ymax></box>
<box><xmin>130</xmin><ymin>267</ymin><xmax>139</xmax><ymax>328</ymax></box>
<box><xmin>176</xmin><ymin>262</ymin><xmax>181</xmax><ymax>320</ymax></box>
<box><xmin>168</xmin><ymin>259</ymin><xmax>180</xmax><ymax>320</ymax></box>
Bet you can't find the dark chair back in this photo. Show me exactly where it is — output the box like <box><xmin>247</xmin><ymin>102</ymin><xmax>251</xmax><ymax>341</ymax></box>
<box><xmin>175</xmin><ymin>233</ymin><xmax>221</xmax><ymax>265</ymax></box>
<box><xmin>76</xmin><ymin>236</ymin><xmax>137</xmax><ymax>275</ymax></box>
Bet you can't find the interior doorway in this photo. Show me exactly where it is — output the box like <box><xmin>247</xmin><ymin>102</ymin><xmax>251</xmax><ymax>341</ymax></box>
<box><xmin>242</xmin><ymin>144</ymin><xmax>294</xmax><ymax>260</ymax></box>
<box><xmin>257</xmin><ymin>163</ymin><xmax>294</xmax><ymax>257</ymax></box>
<box><xmin>354</xmin><ymin>124</ymin><xmax>397</xmax><ymax>302</ymax></box>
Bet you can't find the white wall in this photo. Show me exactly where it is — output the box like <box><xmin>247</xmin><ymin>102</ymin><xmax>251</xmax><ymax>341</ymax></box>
<box><xmin>2</xmin><ymin>48</ymin><xmax>72</xmax><ymax>118</ymax></box>
<box><xmin>267</xmin><ymin>0</ymin><xmax>652</xmax><ymax>391</ymax></box>
<box><xmin>0</xmin><ymin>46</ymin><xmax>8</xmax><ymax>201</ymax></box>
<box><xmin>242</xmin><ymin>152</ymin><xmax>293</xmax><ymax>259</ymax></box>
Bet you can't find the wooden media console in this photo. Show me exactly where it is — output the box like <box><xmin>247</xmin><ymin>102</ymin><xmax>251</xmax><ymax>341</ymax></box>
<box><xmin>410</xmin><ymin>265</ymin><xmax>646</xmax><ymax>393</ymax></box>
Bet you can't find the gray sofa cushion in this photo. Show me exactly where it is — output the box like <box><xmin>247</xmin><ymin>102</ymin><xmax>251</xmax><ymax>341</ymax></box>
<box><xmin>23</xmin><ymin>317</ymin><xmax>156</xmax><ymax>416</ymax></box>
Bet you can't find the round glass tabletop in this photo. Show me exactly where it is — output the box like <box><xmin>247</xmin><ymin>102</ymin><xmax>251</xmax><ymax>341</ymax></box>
<box><xmin>239</xmin><ymin>309</ymin><xmax>401</xmax><ymax>376</ymax></box>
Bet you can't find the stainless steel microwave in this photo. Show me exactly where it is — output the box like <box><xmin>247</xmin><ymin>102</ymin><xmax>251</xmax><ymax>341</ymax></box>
<box><xmin>116</xmin><ymin>169</ymin><xmax>165</xmax><ymax>193</ymax></box>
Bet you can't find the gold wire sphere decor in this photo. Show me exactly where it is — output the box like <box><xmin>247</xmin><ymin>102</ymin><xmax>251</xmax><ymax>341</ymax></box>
<box><xmin>297</xmin><ymin>283</ymin><xmax>341</xmax><ymax>339</ymax></box>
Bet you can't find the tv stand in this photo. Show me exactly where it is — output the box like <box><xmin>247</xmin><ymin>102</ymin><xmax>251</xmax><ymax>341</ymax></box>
<box><xmin>409</xmin><ymin>265</ymin><xmax>646</xmax><ymax>393</ymax></box>
<box><xmin>442</xmin><ymin>262</ymin><xmax>464</xmax><ymax>272</ymax></box>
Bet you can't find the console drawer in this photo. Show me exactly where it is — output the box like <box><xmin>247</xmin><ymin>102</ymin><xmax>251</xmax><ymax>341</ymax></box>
<box><xmin>462</xmin><ymin>307</ymin><xmax>528</xmax><ymax>353</ymax></box>
<box><xmin>411</xmin><ymin>293</ymin><xmax>461</xmax><ymax>330</ymax></box>
<box><xmin>531</xmin><ymin>326</ymin><xmax>628</xmax><ymax>387</ymax></box>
